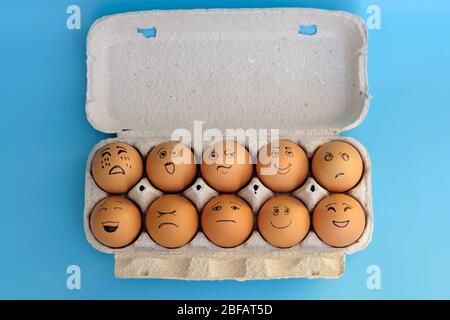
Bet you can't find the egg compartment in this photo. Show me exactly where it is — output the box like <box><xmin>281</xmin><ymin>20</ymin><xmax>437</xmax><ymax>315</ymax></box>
<box><xmin>85</xmin><ymin>8</ymin><xmax>371</xmax><ymax>279</ymax></box>
<box><xmin>84</xmin><ymin>135</ymin><xmax>372</xmax><ymax>278</ymax></box>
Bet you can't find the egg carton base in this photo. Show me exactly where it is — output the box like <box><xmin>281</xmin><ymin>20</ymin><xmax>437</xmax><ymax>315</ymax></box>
<box><xmin>114</xmin><ymin>251</ymin><xmax>345</xmax><ymax>280</ymax></box>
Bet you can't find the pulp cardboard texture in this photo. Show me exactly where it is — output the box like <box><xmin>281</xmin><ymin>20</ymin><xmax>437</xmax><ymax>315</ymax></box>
<box><xmin>85</xmin><ymin>8</ymin><xmax>372</xmax><ymax>280</ymax></box>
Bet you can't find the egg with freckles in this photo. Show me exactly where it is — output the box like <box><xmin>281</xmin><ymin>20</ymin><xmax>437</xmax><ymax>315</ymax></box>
<box><xmin>201</xmin><ymin>195</ymin><xmax>253</xmax><ymax>248</ymax></box>
<box><xmin>146</xmin><ymin>195</ymin><xmax>198</xmax><ymax>248</ymax></box>
<box><xmin>312</xmin><ymin>194</ymin><xmax>366</xmax><ymax>248</ymax></box>
<box><xmin>256</xmin><ymin>140</ymin><xmax>309</xmax><ymax>192</ymax></box>
<box><xmin>312</xmin><ymin>141</ymin><xmax>363</xmax><ymax>192</ymax></box>
<box><xmin>201</xmin><ymin>140</ymin><xmax>253</xmax><ymax>193</ymax></box>
<box><xmin>91</xmin><ymin>141</ymin><xmax>143</xmax><ymax>194</ymax></box>
<box><xmin>258</xmin><ymin>196</ymin><xmax>310</xmax><ymax>248</ymax></box>
<box><xmin>146</xmin><ymin>141</ymin><xmax>197</xmax><ymax>193</ymax></box>
<box><xmin>90</xmin><ymin>196</ymin><xmax>142</xmax><ymax>248</ymax></box>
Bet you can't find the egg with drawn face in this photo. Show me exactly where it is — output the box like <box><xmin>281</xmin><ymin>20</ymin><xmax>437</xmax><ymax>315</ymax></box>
<box><xmin>201</xmin><ymin>140</ymin><xmax>253</xmax><ymax>193</ymax></box>
<box><xmin>91</xmin><ymin>141</ymin><xmax>143</xmax><ymax>194</ymax></box>
<box><xmin>312</xmin><ymin>141</ymin><xmax>363</xmax><ymax>192</ymax></box>
<box><xmin>146</xmin><ymin>141</ymin><xmax>197</xmax><ymax>193</ymax></box>
<box><xmin>256</xmin><ymin>140</ymin><xmax>309</xmax><ymax>192</ymax></box>
<box><xmin>146</xmin><ymin>195</ymin><xmax>198</xmax><ymax>248</ymax></box>
<box><xmin>313</xmin><ymin>194</ymin><xmax>366</xmax><ymax>248</ymax></box>
<box><xmin>258</xmin><ymin>196</ymin><xmax>310</xmax><ymax>248</ymax></box>
<box><xmin>90</xmin><ymin>196</ymin><xmax>142</xmax><ymax>248</ymax></box>
<box><xmin>201</xmin><ymin>195</ymin><xmax>253</xmax><ymax>248</ymax></box>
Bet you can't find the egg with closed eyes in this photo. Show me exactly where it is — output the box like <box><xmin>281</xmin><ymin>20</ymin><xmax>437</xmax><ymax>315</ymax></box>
<box><xmin>90</xmin><ymin>196</ymin><xmax>142</xmax><ymax>248</ymax></box>
<box><xmin>91</xmin><ymin>141</ymin><xmax>143</xmax><ymax>194</ymax></box>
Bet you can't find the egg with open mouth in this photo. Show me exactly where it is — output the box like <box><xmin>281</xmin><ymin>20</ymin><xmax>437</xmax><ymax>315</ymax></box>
<box><xmin>201</xmin><ymin>195</ymin><xmax>253</xmax><ymax>248</ymax></box>
<box><xmin>311</xmin><ymin>140</ymin><xmax>363</xmax><ymax>192</ymax></box>
<box><xmin>312</xmin><ymin>194</ymin><xmax>366</xmax><ymax>248</ymax></box>
<box><xmin>256</xmin><ymin>140</ymin><xmax>309</xmax><ymax>192</ymax></box>
<box><xmin>200</xmin><ymin>140</ymin><xmax>253</xmax><ymax>193</ymax></box>
<box><xmin>91</xmin><ymin>141</ymin><xmax>143</xmax><ymax>194</ymax></box>
<box><xmin>146</xmin><ymin>195</ymin><xmax>198</xmax><ymax>248</ymax></box>
<box><xmin>258</xmin><ymin>195</ymin><xmax>310</xmax><ymax>248</ymax></box>
<box><xmin>146</xmin><ymin>141</ymin><xmax>197</xmax><ymax>193</ymax></box>
<box><xmin>90</xmin><ymin>196</ymin><xmax>142</xmax><ymax>248</ymax></box>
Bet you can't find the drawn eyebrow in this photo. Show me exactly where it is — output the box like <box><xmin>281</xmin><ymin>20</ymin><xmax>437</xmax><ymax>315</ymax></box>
<box><xmin>325</xmin><ymin>202</ymin><xmax>337</xmax><ymax>208</ymax></box>
<box><xmin>285</xmin><ymin>146</ymin><xmax>292</xmax><ymax>150</ymax></box>
<box><xmin>229</xmin><ymin>202</ymin><xmax>241</xmax><ymax>207</ymax></box>
<box><xmin>342</xmin><ymin>203</ymin><xmax>353</xmax><ymax>208</ymax></box>
<box><xmin>113</xmin><ymin>207</ymin><xmax>123</xmax><ymax>210</ymax></box>
<box><xmin>99</xmin><ymin>147</ymin><xmax>110</xmax><ymax>154</ymax></box>
<box><xmin>115</xmin><ymin>200</ymin><xmax>123</xmax><ymax>204</ymax></box>
<box><xmin>273</xmin><ymin>206</ymin><xmax>279</xmax><ymax>208</ymax></box>
<box><xmin>211</xmin><ymin>202</ymin><xmax>222</xmax><ymax>207</ymax></box>
<box><xmin>116</xmin><ymin>146</ymin><xmax>127</xmax><ymax>150</ymax></box>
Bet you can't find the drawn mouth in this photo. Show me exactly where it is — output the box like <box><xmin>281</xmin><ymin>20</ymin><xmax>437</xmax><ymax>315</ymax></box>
<box><xmin>270</xmin><ymin>220</ymin><xmax>292</xmax><ymax>229</ymax></box>
<box><xmin>335</xmin><ymin>172</ymin><xmax>345</xmax><ymax>179</ymax></box>
<box><xmin>216</xmin><ymin>219</ymin><xmax>236</xmax><ymax>223</ymax></box>
<box><xmin>333</xmin><ymin>220</ymin><xmax>350</xmax><ymax>228</ymax></box>
<box><xmin>164</xmin><ymin>162</ymin><xmax>175</xmax><ymax>174</ymax></box>
<box><xmin>216</xmin><ymin>165</ymin><xmax>232</xmax><ymax>174</ymax></box>
<box><xmin>158</xmin><ymin>222</ymin><xmax>179</xmax><ymax>229</ymax></box>
<box><xmin>109</xmin><ymin>165</ymin><xmax>125</xmax><ymax>175</ymax></box>
<box><xmin>275</xmin><ymin>163</ymin><xmax>292</xmax><ymax>175</ymax></box>
<box><xmin>101</xmin><ymin>221</ymin><xmax>119</xmax><ymax>233</ymax></box>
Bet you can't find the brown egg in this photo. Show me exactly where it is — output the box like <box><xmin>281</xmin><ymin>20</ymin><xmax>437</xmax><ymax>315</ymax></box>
<box><xmin>91</xmin><ymin>141</ymin><xmax>143</xmax><ymax>194</ymax></box>
<box><xmin>311</xmin><ymin>141</ymin><xmax>363</xmax><ymax>192</ymax></box>
<box><xmin>256</xmin><ymin>140</ymin><xmax>309</xmax><ymax>192</ymax></box>
<box><xmin>201</xmin><ymin>140</ymin><xmax>253</xmax><ymax>193</ymax></box>
<box><xmin>90</xmin><ymin>196</ymin><xmax>142</xmax><ymax>248</ymax></box>
<box><xmin>312</xmin><ymin>194</ymin><xmax>366</xmax><ymax>248</ymax></box>
<box><xmin>201</xmin><ymin>195</ymin><xmax>253</xmax><ymax>248</ymax></box>
<box><xmin>258</xmin><ymin>196</ymin><xmax>310</xmax><ymax>248</ymax></box>
<box><xmin>146</xmin><ymin>141</ymin><xmax>197</xmax><ymax>193</ymax></box>
<box><xmin>146</xmin><ymin>195</ymin><xmax>198</xmax><ymax>248</ymax></box>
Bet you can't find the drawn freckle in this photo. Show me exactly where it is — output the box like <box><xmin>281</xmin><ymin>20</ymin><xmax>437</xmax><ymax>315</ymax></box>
<box><xmin>102</xmin><ymin>166</ymin><xmax>104</xmax><ymax>169</ymax></box>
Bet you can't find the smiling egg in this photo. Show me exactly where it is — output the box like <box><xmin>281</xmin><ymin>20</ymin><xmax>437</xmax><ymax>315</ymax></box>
<box><xmin>146</xmin><ymin>141</ymin><xmax>197</xmax><ymax>193</ymax></box>
<box><xmin>90</xmin><ymin>196</ymin><xmax>142</xmax><ymax>248</ymax></box>
<box><xmin>146</xmin><ymin>195</ymin><xmax>198</xmax><ymax>248</ymax></box>
<box><xmin>91</xmin><ymin>141</ymin><xmax>143</xmax><ymax>194</ymax></box>
<box><xmin>256</xmin><ymin>140</ymin><xmax>309</xmax><ymax>192</ymax></box>
<box><xmin>258</xmin><ymin>196</ymin><xmax>310</xmax><ymax>248</ymax></box>
<box><xmin>201</xmin><ymin>195</ymin><xmax>253</xmax><ymax>248</ymax></box>
<box><xmin>311</xmin><ymin>141</ymin><xmax>363</xmax><ymax>192</ymax></box>
<box><xmin>200</xmin><ymin>140</ymin><xmax>253</xmax><ymax>193</ymax></box>
<box><xmin>312</xmin><ymin>194</ymin><xmax>366</xmax><ymax>248</ymax></box>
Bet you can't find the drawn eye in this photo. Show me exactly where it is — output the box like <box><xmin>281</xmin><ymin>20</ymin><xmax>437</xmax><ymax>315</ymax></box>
<box><xmin>212</xmin><ymin>205</ymin><xmax>222</xmax><ymax>212</ymax></box>
<box><xmin>209</xmin><ymin>150</ymin><xmax>218</xmax><ymax>160</ymax></box>
<box><xmin>224</xmin><ymin>150</ymin><xmax>234</xmax><ymax>158</ymax></box>
<box><xmin>285</xmin><ymin>150</ymin><xmax>293</xmax><ymax>157</ymax></box>
<box><xmin>341</xmin><ymin>153</ymin><xmax>349</xmax><ymax>161</ymax></box>
<box><xmin>271</xmin><ymin>149</ymin><xmax>279</xmax><ymax>158</ymax></box>
<box><xmin>327</xmin><ymin>206</ymin><xmax>336</xmax><ymax>212</ymax></box>
<box><xmin>344</xmin><ymin>206</ymin><xmax>352</xmax><ymax>212</ymax></box>
<box><xmin>117</xmin><ymin>149</ymin><xmax>127</xmax><ymax>155</ymax></box>
<box><xmin>101</xmin><ymin>151</ymin><xmax>111</xmax><ymax>157</ymax></box>
<box><xmin>100</xmin><ymin>207</ymin><xmax>107</xmax><ymax>212</ymax></box>
<box><xmin>231</xmin><ymin>205</ymin><xmax>240</xmax><ymax>210</ymax></box>
<box><xmin>324</xmin><ymin>152</ymin><xmax>333</xmax><ymax>161</ymax></box>
<box><xmin>273</xmin><ymin>208</ymin><xmax>280</xmax><ymax>216</ymax></box>
<box><xmin>284</xmin><ymin>207</ymin><xmax>290</xmax><ymax>215</ymax></box>
<box><xmin>171</xmin><ymin>149</ymin><xmax>178</xmax><ymax>158</ymax></box>
<box><xmin>159</xmin><ymin>150</ymin><xmax>167</xmax><ymax>159</ymax></box>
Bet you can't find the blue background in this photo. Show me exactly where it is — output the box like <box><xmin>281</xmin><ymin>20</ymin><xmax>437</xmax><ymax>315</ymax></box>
<box><xmin>1</xmin><ymin>0</ymin><xmax>449</xmax><ymax>299</ymax></box>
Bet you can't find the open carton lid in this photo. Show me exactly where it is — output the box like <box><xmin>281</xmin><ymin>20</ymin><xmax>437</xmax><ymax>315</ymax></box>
<box><xmin>86</xmin><ymin>8</ymin><xmax>368</xmax><ymax>136</ymax></box>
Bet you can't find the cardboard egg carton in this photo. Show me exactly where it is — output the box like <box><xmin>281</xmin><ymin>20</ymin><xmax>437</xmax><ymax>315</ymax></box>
<box><xmin>84</xmin><ymin>8</ymin><xmax>372</xmax><ymax>279</ymax></box>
